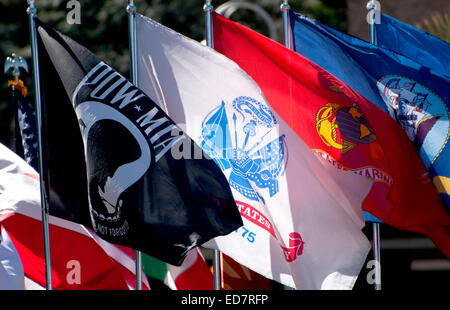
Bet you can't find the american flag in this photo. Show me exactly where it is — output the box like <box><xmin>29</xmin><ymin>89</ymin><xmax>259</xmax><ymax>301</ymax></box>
<box><xmin>14</xmin><ymin>88</ymin><xmax>39</xmax><ymax>172</ymax></box>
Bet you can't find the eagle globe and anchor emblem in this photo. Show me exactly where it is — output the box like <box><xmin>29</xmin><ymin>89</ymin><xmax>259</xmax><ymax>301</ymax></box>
<box><xmin>200</xmin><ymin>96</ymin><xmax>288</xmax><ymax>205</ymax></box>
<box><xmin>377</xmin><ymin>75</ymin><xmax>449</xmax><ymax>167</ymax></box>
<box><xmin>315</xmin><ymin>99</ymin><xmax>377</xmax><ymax>155</ymax></box>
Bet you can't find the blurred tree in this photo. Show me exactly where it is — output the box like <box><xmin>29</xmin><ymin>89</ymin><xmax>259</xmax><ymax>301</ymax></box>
<box><xmin>0</xmin><ymin>0</ymin><xmax>347</xmax><ymax>149</ymax></box>
<box><xmin>416</xmin><ymin>11</ymin><xmax>450</xmax><ymax>43</ymax></box>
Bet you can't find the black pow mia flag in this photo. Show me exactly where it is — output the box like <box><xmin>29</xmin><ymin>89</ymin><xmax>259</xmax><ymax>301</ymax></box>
<box><xmin>35</xmin><ymin>20</ymin><xmax>242</xmax><ymax>266</ymax></box>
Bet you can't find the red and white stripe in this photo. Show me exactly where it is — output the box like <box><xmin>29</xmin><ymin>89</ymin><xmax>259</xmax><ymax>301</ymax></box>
<box><xmin>0</xmin><ymin>143</ymin><xmax>149</xmax><ymax>290</ymax></box>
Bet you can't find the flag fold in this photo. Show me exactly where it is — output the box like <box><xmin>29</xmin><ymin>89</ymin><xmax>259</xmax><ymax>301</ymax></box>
<box><xmin>375</xmin><ymin>12</ymin><xmax>450</xmax><ymax>78</ymax></box>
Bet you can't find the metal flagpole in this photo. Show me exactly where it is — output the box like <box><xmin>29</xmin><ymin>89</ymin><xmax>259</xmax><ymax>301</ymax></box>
<box><xmin>213</xmin><ymin>250</ymin><xmax>221</xmax><ymax>290</ymax></box>
<box><xmin>204</xmin><ymin>1</ymin><xmax>214</xmax><ymax>50</ymax></box>
<box><xmin>26</xmin><ymin>0</ymin><xmax>53</xmax><ymax>290</ymax></box>
<box><xmin>203</xmin><ymin>0</ymin><xmax>221</xmax><ymax>290</ymax></box>
<box><xmin>367</xmin><ymin>0</ymin><xmax>381</xmax><ymax>291</ymax></box>
<box><xmin>371</xmin><ymin>222</ymin><xmax>381</xmax><ymax>290</ymax></box>
<box><xmin>280</xmin><ymin>1</ymin><xmax>292</xmax><ymax>49</ymax></box>
<box><xmin>367</xmin><ymin>0</ymin><xmax>378</xmax><ymax>45</ymax></box>
<box><xmin>126</xmin><ymin>0</ymin><xmax>143</xmax><ymax>290</ymax></box>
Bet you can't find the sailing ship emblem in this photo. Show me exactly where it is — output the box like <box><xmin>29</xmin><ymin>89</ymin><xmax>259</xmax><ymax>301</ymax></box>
<box><xmin>200</xmin><ymin>96</ymin><xmax>288</xmax><ymax>204</ymax></box>
<box><xmin>377</xmin><ymin>76</ymin><xmax>449</xmax><ymax>167</ymax></box>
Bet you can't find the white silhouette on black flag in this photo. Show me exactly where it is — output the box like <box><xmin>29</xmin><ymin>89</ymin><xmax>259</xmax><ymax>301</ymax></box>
<box><xmin>34</xmin><ymin>19</ymin><xmax>242</xmax><ymax>266</ymax></box>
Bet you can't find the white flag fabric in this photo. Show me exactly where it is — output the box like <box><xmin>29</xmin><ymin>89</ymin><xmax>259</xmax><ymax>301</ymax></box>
<box><xmin>135</xmin><ymin>13</ymin><xmax>372</xmax><ymax>289</ymax></box>
<box><xmin>0</xmin><ymin>225</ymin><xmax>25</xmax><ymax>290</ymax></box>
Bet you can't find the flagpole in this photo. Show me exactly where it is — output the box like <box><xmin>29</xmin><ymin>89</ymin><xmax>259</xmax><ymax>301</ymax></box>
<box><xmin>26</xmin><ymin>0</ymin><xmax>52</xmax><ymax>290</ymax></box>
<box><xmin>280</xmin><ymin>1</ymin><xmax>292</xmax><ymax>49</ymax></box>
<box><xmin>203</xmin><ymin>0</ymin><xmax>221</xmax><ymax>290</ymax></box>
<box><xmin>367</xmin><ymin>0</ymin><xmax>381</xmax><ymax>291</ymax></box>
<box><xmin>368</xmin><ymin>0</ymin><xmax>378</xmax><ymax>45</ymax></box>
<box><xmin>204</xmin><ymin>1</ymin><xmax>214</xmax><ymax>50</ymax></box>
<box><xmin>126</xmin><ymin>0</ymin><xmax>143</xmax><ymax>290</ymax></box>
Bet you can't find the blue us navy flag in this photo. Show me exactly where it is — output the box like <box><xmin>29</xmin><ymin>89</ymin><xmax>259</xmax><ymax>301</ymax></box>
<box><xmin>375</xmin><ymin>13</ymin><xmax>450</xmax><ymax>78</ymax></box>
<box><xmin>289</xmin><ymin>10</ymin><xmax>450</xmax><ymax>212</ymax></box>
<box><xmin>35</xmin><ymin>20</ymin><xmax>242</xmax><ymax>266</ymax></box>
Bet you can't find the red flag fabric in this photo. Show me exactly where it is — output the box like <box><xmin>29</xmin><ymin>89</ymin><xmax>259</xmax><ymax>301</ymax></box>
<box><xmin>211</xmin><ymin>12</ymin><xmax>450</xmax><ymax>258</ymax></box>
<box><xmin>0</xmin><ymin>143</ymin><xmax>150</xmax><ymax>290</ymax></box>
<box><xmin>220</xmin><ymin>253</ymin><xmax>272</xmax><ymax>290</ymax></box>
<box><xmin>166</xmin><ymin>249</ymin><xmax>213</xmax><ymax>290</ymax></box>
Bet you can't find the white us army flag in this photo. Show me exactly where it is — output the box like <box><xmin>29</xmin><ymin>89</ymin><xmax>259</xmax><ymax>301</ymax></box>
<box><xmin>135</xmin><ymin>13</ymin><xmax>372</xmax><ymax>289</ymax></box>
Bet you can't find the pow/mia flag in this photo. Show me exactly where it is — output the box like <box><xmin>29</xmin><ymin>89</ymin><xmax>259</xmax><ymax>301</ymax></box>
<box><xmin>35</xmin><ymin>20</ymin><xmax>242</xmax><ymax>266</ymax></box>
